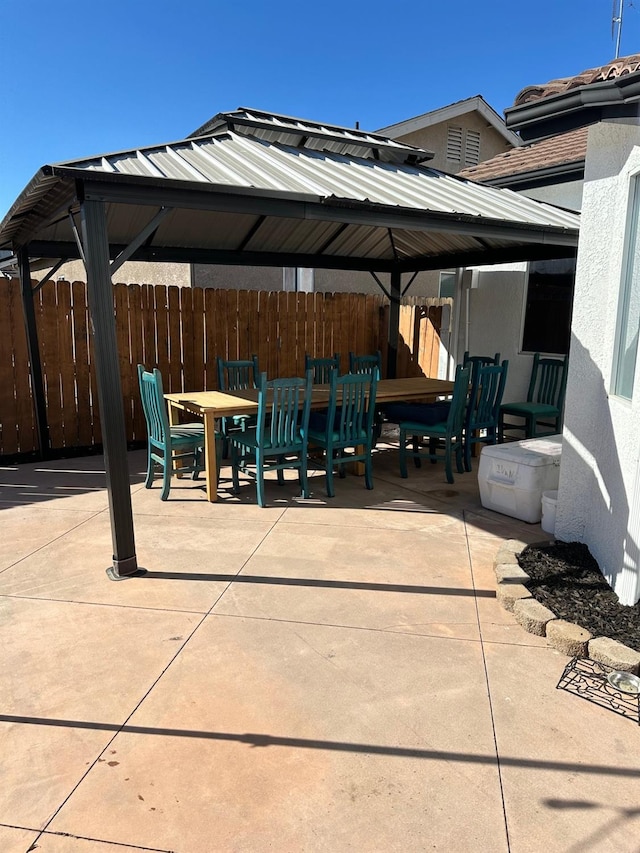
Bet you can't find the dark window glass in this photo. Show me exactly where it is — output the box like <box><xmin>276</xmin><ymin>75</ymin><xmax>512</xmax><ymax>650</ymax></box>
<box><xmin>522</xmin><ymin>258</ymin><xmax>575</xmax><ymax>355</ymax></box>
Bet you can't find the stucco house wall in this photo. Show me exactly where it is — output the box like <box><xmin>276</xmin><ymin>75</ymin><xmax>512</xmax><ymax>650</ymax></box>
<box><xmin>31</xmin><ymin>259</ymin><xmax>191</xmax><ymax>287</ymax></box>
<box><xmin>397</xmin><ymin>110</ymin><xmax>514</xmax><ymax>174</ymax></box>
<box><xmin>555</xmin><ymin>120</ymin><xmax>640</xmax><ymax>606</ymax></box>
<box><xmin>193</xmin><ymin>264</ymin><xmax>442</xmax><ymax>297</ymax></box>
<box><xmin>461</xmin><ymin>174</ymin><xmax>584</xmax><ymax>404</ymax></box>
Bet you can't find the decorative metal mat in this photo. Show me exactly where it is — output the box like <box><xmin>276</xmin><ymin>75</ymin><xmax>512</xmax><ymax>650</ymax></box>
<box><xmin>557</xmin><ymin>657</ymin><xmax>640</xmax><ymax>725</ymax></box>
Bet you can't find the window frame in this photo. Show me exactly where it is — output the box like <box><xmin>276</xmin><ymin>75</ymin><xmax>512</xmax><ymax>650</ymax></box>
<box><xmin>611</xmin><ymin>172</ymin><xmax>640</xmax><ymax>400</ymax></box>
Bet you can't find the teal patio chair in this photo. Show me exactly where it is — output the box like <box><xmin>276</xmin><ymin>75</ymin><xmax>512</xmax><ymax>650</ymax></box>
<box><xmin>463</xmin><ymin>351</ymin><xmax>500</xmax><ymax>385</ymax></box>
<box><xmin>138</xmin><ymin>365</ymin><xmax>218</xmax><ymax>501</ymax></box>
<box><xmin>231</xmin><ymin>370</ymin><xmax>313</xmax><ymax>507</ymax></box>
<box><xmin>307</xmin><ymin>369</ymin><xmax>378</xmax><ymax>497</ymax></box>
<box><xmin>499</xmin><ymin>352</ymin><xmax>568</xmax><ymax>441</ymax></box>
<box><xmin>216</xmin><ymin>355</ymin><xmax>260</xmax><ymax>458</ymax></box>
<box><xmin>348</xmin><ymin>350</ymin><xmax>383</xmax><ymax>443</ymax></box>
<box><xmin>304</xmin><ymin>353</ymin><xmax>341</xmax><ymax>384</ymax></box>
<box><xmin>349</xmin><ymin>350</ymin><xmax>382</xmax><ymax>375</ymax></box>
<box><xmin>463</xmin><ymin>360</ymin><xmax>509</xmax><ymax>472</ymax></box>
<box><xmin>399</xmin><ymin>364</ymin><xmax>471</xmax><ymax>484</ymax></box>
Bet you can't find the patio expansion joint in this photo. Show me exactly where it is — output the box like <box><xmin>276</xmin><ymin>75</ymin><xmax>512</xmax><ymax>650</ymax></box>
<box><xmin>25</xmin><ymin>587</ymin><xmax>231</xmax><ymax>845</ymax></box>
<box><xmin>0</xmin><ymin>508</ymin><xmax>107</xmax><ymax>575</ymax></box>
<box><xmin>5</xmin><ymin>823</ymin><xmax>175</xmax><ymax>853</ymax></box>
<box><xmin>463</xmin><ymin>509</ymin><xmax>512</xmax><ymax>852</ymax></box>
<box><xmin>0</xmin><ymin>592</ymin><xmax>208</xmax><ymax>616</ymax></box>
<box><xmin>204</xmin><ymin>609</ymin><xmax>487</xmax><ymax>644</ymax></box>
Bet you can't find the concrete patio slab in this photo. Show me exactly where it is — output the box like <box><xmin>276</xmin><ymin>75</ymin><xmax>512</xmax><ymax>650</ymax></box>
<box><xmin>484</xmin><ymin>642</ymin><xmax>640</xmax><ymax>852</ymax></box>
<box><xmin>1</xmin><ymin>595</ymin><xmax>201</xmax><ymax>829</ymax></box>
<box><xmin>0</xmin><ymin>826</ymin><xmax>39</xmax><ymax>853</ymax></box>
<box><xmin>0</xmin><ymin>505</ymin><xmax>101</xmax><ymax>572</ymax></box>
<box><xmin>46</xmin><ymin>615</ymin><xmax>507</xmax><ymax>852</ymax></box>
<box><xmin>2</xmin><ymin>449</ymin><xmax>636</xmax><ymax>853</ymax></box>
<box><xmin>0</xmin><ymin>511</ymin><xmax>273</xmax><ymax>613</ymax></box>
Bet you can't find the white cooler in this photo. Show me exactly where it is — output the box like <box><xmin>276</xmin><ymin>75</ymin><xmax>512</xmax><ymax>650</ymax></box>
<box><xmin>478</xmin><ymin>435</ymin><xmax>562</xmax><ymax>523</ymax></box>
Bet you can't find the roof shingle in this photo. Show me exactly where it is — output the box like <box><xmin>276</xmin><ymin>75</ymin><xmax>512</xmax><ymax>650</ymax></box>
<box><xmin>513</xmin><ymin>54</ymin><xmax>640</xmax><ymax>107</ymax></box>
<box><xmin>458</xmin><ymin>126</ymin><xmax>589</xmax><ymax>183</ymax></box>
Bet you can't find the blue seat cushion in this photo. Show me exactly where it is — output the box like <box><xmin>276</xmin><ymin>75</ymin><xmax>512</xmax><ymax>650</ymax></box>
<box><xmin>501</xmin><ymin>402</ymin><xmax>560</xmax><ymax>417</ymax></box>
<box><xmin>308</xmin><ymin>407</ymin><xmax>343</xmax><ymax>433</ymax></box>
<box><xmin>386</xmin><ymin>402</ymin><xmax>451</xmax><ymax>426</ymax></box>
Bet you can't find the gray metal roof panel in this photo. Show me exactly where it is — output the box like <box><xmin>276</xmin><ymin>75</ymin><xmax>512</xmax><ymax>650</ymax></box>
<box><xmin>63</xmin><ymin>132</ymin><xmax>579</xmax><ymax>232</ymax></box>
<box><xmin>189</xmin><ymin>107</ymin><xmax>434</xmax><ymax>164</ymax></box>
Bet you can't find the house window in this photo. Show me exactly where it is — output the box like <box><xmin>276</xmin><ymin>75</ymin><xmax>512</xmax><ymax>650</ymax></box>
<box><xmin>612</xmin><ymin>176</ymin><xmax>640</xmax><ymax>399</ymax></box>
<box><xmin>439</xmin><ymin>271</ymin><xmax>456</xmax><ymax>298</ymax></box>
<box><xmin>446</xmin><ymin>126</ymin><xmax>481</xmax><ymax>166</ymax></box>
<box><xmin>521</xmin><ymin>257</ymin><xmax>575</xmax><ymax>355</ymax></box>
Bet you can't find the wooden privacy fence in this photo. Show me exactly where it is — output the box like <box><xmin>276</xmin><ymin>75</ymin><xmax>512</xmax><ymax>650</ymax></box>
<box><xmin>0</xmin><ymin>280</ymin><xmax>445</xmax><ymax>458</ymax></box>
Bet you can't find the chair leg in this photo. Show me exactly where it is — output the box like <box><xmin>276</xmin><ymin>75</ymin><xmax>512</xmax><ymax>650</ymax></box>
<box><xmin>413</xmin><ymin>436</ymin><xmax>422</xmax><ymax>469</ymax></box>
<box><xmin>255</xmin><ymin>450</ymin><xmax>266</xmax><ymax>508</ymax></box>
<box><xmin>399</xmin><ymin>429</ymin><xmax>408</xmax><ymax>479</ymax></box>
<box><xmin>444</xmin><ymin>440</ymin><xmax>454</xmax><ymax>485</ymax></box>
<box><xmin>364</xmin><ymin>450</ymin><xmax>373</xmax><ymax>490</ymax></box>
<box><xmin>160</xmin><ymin>460</ymin><xmax>171</xmax><ymax>501</ymax></box>
<box><xmin>231</xmin><ymin>444</ymin><xmax>240</xmax><ymax>495</ymax></box>
<box><xmin>192</xmin><ymin>446</ymin><xmax>202</xmax><ymax>480</ymax></box>
<box><xmin>338</xmin><ymin>449</ymin><xmax>347</xmax><ymax>479</ymax></box>
<box><xmin>455</xmin><ymin>440</ymin><xmax>464</xmax><ymax>474</ymax></box>
<box><xmin>326</xmin><ymin>452</ymin><xmax>336</xmax><ymax>498</ymax></box>
<box><xmin>299</xmin><ymin>456</ymin><xmax>309</xmax><ymax>499</ymax></box>
<box><xmin>464</xmin><ymin>435</ymin><xmax>472</xmax><ymax>472</ymax></box>
<box><xmin>145</xmin><ymin>447</ymin><xmax>154</xmax><ymax>489</ymax></box>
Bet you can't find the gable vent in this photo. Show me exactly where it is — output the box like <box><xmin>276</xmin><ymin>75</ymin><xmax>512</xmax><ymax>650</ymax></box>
<box><xmin>465</xmin><ymin>130</ymin><xmax>481</xmax><ymax>166</ymax></box>
<box><xmin>446</xmin><ymin>126</ymin><xmax>463</xmax><ymax>161</ymax></box>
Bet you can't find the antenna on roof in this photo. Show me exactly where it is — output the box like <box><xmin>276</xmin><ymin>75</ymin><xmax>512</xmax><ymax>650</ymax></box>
<box><xmin>612</xmin><ymin>0</ymin><xmax>624</xmax><ymax>58</ymax></box>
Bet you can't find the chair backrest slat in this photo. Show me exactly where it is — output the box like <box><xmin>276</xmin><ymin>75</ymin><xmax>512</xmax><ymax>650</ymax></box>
<box><xmin>468</xmin><ymin>361</ymin><xmax>509</xmax><ymax>430</ymax></box>
<box><xmin>349</xmin><ymin>351</ymin><xmax>382</xmax><ymax>376</ymax></box>
<box><xmin>328</xmin><ymin>370</ymin><xmax>378</xmax><ymax>442</ymax></box>
<box><xmin>217</xmin><ymin>355</ymin><xmax>260</xmax><ymax>391</ymax></box>
<box><xmin>463</xmin><ymin>351</ymin><xmax>500</xmax><ymax>389</ymax></box>
<box><xmin>305</xmin><ymin>353</ymin><xmax>340</xmax><ymax>384</ymax></box>
<box><xmin>447</xmin><ymin>365</ymin><xmax>471</xmax><ymax>436</ymax></box>
<box><xmin>138</xmin><ymin>365</ymin><xmax>170</xmax><ymax>445</ymax></box>
<box><xmin>528</xmin><ymin>353</ymin><xmax>568</xmax><ymax>407</ymax></box>
<box><xmin>256</xmin><ymin>371</ymin><xmax>312</xmax><ymax>452</ymax></box>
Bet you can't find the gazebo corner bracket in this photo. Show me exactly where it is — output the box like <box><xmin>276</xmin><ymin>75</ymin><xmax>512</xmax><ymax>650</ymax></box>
<box><xmin>110</xmin><ymin>206</ymin><xmax>172</xmax><ymax>275</ymax></box>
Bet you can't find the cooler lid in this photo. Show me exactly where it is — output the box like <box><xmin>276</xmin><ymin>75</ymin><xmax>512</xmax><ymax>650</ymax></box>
<box><xmin>480</xmin><ymin>434</ymin><xmax>563</xmax><ymax>467</ymax></box>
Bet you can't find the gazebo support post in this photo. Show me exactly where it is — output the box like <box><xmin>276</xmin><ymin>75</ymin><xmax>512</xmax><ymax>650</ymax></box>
<box><xmin>81</xmin><ymin>198</ymin><xmax>142</xmax><ymax>580</ymax></box>
<box><xmin>387</xmin><ymin>269</ymin><xmax>402</xmax><ymax>378</ymax></box>
<box><xmin>17</xmin><ymin>247</ymin><xmax>50</xmax><ymax>459</ymax></box>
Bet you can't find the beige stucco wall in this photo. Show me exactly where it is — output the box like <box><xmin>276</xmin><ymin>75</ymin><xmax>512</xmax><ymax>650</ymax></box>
<box><xmin>193</xmin><ymin>265</ymin><xmax>443</xmax><ymax>297</ymax></box>
<box><xmin>397</xmin><ymin>111</ymin><xmax>513</xmax><ymax>173</ymax></box>
<box><xmin>555</xmin><ymin>120</ymin><xmax>640</xmax><ymax>606</ymax></box>
<box><xmin>31</xmin><ymin>260</ymin><xmax>191</xmax><ymax>286</ymax></box>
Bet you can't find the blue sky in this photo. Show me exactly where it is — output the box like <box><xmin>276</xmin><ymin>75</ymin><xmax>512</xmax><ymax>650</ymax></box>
<box><xmin>1</xmin><ymin>0</ymin><xmax>638</xmax><ymax>219</ymax></box>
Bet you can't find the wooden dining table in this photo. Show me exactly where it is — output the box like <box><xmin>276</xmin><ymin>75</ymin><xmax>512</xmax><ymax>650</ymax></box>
<box><xmin>165</xmin><ymin>376</ymin><xmax>455</xmax><ymax>502</ymax></box>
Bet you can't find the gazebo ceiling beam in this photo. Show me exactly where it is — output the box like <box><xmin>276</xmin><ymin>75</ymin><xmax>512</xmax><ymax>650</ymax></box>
<box><xmin>76</xmin><ymin>179</ymin><xmax>578</xmax><ymax>247</ymax></box>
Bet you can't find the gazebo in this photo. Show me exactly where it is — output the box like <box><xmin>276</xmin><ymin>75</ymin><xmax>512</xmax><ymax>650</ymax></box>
<box><xmin>0</xmin><ymin>107</ymin><xmax>580</xmax><ymax>578</ymax></box>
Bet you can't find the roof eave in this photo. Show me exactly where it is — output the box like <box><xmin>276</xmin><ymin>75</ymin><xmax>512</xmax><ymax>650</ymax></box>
<box><xmin>505</xmin><ymin>74</ymin><xmax>640</xmax><ymax>137</ymax></box>
<box><xmin>481</xmin><ymin>160</ymin><xmax>585</xmax><ymax>191</ymax></box>
<box><xmin>378</xmin><ymin>95</ymin><xmax>522</xmax><ymax>147</ymax></box>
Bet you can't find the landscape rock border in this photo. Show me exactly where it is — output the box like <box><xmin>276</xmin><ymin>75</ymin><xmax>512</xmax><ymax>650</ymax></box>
<box><xmin>494</xmin><ymin>539</ymin><xmax>640</xmax><ymax>674</ymax></box>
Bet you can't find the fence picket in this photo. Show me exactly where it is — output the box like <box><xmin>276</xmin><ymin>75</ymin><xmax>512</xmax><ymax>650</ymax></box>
<box><xmin>1</xmin><ymin>282</ymin><xmax>444</xmax><ymax>456</ymax></box>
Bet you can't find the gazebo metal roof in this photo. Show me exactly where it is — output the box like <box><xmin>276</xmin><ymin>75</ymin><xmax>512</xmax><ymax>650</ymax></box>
<box><xmin>0</xmin><ymin>107</ymin><xmax>580</xmax><ymax>581</ymax></box>
<box><xmin>0</xmin><ymin>108</ymin><xmax>578</xmax><ymax>273</ymax></box>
